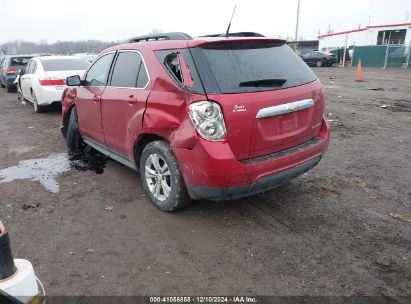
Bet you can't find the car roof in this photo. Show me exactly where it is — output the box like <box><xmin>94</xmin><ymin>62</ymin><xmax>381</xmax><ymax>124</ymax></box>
<box><xmin>38</xmin><ymin>55</ymin><xmax>83</xmax><ymax>60</ymax></box>
<box><xmin>102</xmin><ymin>37</ymin><xmax>287</xmax><ymax>53</ymax></box>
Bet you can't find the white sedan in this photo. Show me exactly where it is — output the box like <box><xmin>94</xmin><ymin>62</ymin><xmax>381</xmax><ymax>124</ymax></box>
<box><xmin>20</xmin><ymin>56</ymin><xmax>90</xmax><ymax>112</ymax></box>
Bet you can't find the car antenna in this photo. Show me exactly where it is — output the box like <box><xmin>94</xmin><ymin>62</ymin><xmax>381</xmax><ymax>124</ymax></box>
<box><xmin>225</xmin><ymin>5</ymin><xmax>237</xmax><ymax>38</ymax></box>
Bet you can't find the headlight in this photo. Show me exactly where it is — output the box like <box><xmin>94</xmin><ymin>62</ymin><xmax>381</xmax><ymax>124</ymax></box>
<box><xmin>188</xmin><ymin>101</ymin><xmax>226</xmax><ymax>141</ymax></box>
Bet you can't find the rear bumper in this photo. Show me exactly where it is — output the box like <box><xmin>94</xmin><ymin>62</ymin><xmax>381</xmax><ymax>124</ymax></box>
<box><xmin>35</xmin><ymin>87</ymin><xmax>64</xmax><ymax>106</ymax></box>
<box><xmin>175</xmin><ymin>117</ymin><xmax>330</xmax><ymax>201</ymax></box>
<box><xmin>5</xmin><ymin>77</ymin><xmax>16</xmax><ymax>87</ymax></box>
<box><xmin>187</xmin><ymin>156</ymin><xmax>321</xmax><ymax>201</ymax></box>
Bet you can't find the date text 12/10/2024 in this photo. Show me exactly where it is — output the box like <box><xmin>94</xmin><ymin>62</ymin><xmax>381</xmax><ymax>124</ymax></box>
<box><xmin>149</xmin><ymin>296</ymin><xmax>258</xmax><ymax>303</ymax></box>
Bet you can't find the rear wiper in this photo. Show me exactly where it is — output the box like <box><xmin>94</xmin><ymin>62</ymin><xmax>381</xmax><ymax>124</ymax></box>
<box><xmin>239</xmin><ymin>78</ymin><xmax>287</xmax><ymax>87</ymax></box>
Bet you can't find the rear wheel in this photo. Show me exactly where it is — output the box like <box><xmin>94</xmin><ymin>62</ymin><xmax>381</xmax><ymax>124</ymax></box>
<box><xmin>66</xmin><ymin>107</ymin><xmax>84</xmax><ymax>151</ymax></box>
<box><xmin>139</xmin><ymin>140</ymin><xmax>191</xmax><ymax>212</ymax></box>
<box><xmin>316</xmin><ymin>60</ymin><xmax>323</xmax><ymax>67</ymax></box>
<box><xmin>31</xmin><ymin>90</ymin><xmax>43</xmax><ymax>113</ymax></box>
<box><xmin>6</xmin><ymin>85</ymin><xmax>14</xmax><ymax>93</ymax></box>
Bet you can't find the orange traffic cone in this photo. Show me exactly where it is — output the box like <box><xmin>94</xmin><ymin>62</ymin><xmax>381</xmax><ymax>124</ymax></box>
<box><xmin>355</xmin><ymin>59</ymin><xmax>363</xmax><ymax>82</ymax></box>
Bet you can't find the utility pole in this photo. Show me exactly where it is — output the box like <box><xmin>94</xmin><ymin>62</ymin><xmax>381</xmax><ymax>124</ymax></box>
<box><xmin>342</xmin><ymin>34</ymin><xmax>348</xmax><ymax>67</ymax></box>
<box><xmin>295</xmin><ymin>0</ymin><xmax>300</xmax><ymax>41</ymax></box>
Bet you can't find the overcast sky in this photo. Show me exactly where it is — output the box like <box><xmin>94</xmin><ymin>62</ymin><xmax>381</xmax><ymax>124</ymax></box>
<box><xmin>0</xmin><ymin>0</ymin><xmax>410</xmax><ymax>43</ymax></box>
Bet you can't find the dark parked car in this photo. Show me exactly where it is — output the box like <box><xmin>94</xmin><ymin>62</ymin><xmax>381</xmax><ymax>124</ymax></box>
<box><xmin>0</xmin><ymin>55</ymin><xmax>33</xmax><ymax>92</ymax></box>
<box><xmin>299</xmin><ymin>51</ymin><xmax>337</xmax><ymax>67</ymax></box>
<box><xmin>61</xmin><ymin>32</ymin><xmax>330</xmax><ymax>212</ymax></box>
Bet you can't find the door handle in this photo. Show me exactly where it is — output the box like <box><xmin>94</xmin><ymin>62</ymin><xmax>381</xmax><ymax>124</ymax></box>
<box><xmin>125</xmin><ymin>96</ymin><xmax>138</xmax><ymax>104</ymax></box>
<box><xmin>92</xmin><ymin>95</ymin><xmax>101</xmax><ymax>103</ymax></box>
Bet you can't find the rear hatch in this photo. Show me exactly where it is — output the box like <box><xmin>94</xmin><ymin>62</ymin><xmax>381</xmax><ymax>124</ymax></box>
<box><xmin>190</xmin><ymin>39</ymin><xmax>324</xmax><ymax>160</ymax></box>
<box><xmin>8</xmin><ymin>57</ymin><xmax>32</xmax><ymax>75</ymax></box>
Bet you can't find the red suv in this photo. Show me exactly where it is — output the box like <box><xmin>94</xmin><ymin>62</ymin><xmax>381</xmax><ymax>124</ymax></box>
<box><xmin>61</xmin><ymin>32</ymin><xmax>330</xmax><ymax>212</ymax></box>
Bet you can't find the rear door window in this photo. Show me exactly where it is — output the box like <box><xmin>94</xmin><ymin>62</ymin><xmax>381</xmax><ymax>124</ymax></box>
<box><xmin>31</xmin><ymin>62</ymin><xmax>37</xmax><ymax>74</ymax></box>
<box><xmin>85</xmin><ymin>53</ymin><xmax>115</xmax><ymax>87</ymax></box>
<box><xmin>110</xmin><ymin>51</ymin><xmax>142</xmax><ymax>88</ymax></box>
<box><xmin>198</xmin><ymin>44</ymin><xmax>317</xmax><ymax>93</ymax></box>
<box><xmin>136</xmin><ymin>61</ymin><xmax>149</xmax><ymax>88</ymax></box>
<box><xmin>25</xmin><ymin>61</ymin><xmax>32</xmax><ymax>73</ymax></box>
<box><xmin>26</xmin><ymin>60</ymin><xmax>35</xmax><ymax>74</ymax></box>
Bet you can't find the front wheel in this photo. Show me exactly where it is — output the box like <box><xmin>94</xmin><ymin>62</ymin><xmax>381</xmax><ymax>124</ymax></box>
<box><xmin>316</xmin><ymin>60</ymin><xmax>323</xmax><ymax>67</ymax></box>
<box><xmin>66</xmin><ymin>107</ymin><xmax>84</xmax><ymax>151</ymax></box>
<box><xmin>140</xmin><ymin>140</ymin><xmax>191</xmax><ymax>212</ymax></box>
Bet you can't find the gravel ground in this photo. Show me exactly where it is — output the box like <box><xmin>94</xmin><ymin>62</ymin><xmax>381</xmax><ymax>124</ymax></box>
<box><xmin>0</xmin><ymin>67</ymin><xmax>410</xmax><ymax>297</ymax></box>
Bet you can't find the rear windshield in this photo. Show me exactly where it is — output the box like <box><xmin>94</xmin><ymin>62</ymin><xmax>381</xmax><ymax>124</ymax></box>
<box><xmin>199</xmin><ymin>44</ymin><xmax>317</xmax><ymax>93</ymax></box>
<box><xmin>41</xmin><ymin>59</ymin><xmax>90</xmax><ymax>71</ymax></box>
<box><xmin>10</xmin><ymin>57</ymin><xmax>31</xmax><ymax>67</ymax></box>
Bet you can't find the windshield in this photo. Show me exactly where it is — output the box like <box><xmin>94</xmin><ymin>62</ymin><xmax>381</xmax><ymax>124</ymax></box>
<box><xmin>41</xmin><ymin>58</ymin><xmax>90</xmax><ymax>71</ymax></box>
<box><xmin>199</xmin><ymin>44</ymin><xmax>317</xmax><ymax>93</ymax></box>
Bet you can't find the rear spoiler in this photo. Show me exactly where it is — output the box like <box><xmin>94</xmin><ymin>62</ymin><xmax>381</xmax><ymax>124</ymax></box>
<box><xmin>188</xmin><ymin>38</ymin><xmax>287</xmax><ymax>48</ymax></box>
<box><xmin>200</xmin><ymin>32</ymin><xmax>265</xmax><ymax>38</ymax></box>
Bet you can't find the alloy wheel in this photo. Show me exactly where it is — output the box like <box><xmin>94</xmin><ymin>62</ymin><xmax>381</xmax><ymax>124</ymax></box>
<box><xmin>145</xmin><ymin>153</ymin><xmax>171</xmax><ymax>201</ymax></box>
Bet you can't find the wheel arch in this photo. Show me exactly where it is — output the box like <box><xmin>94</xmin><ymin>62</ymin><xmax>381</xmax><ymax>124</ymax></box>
<box><xmin>133</xmin><ymin>133</ymin><xmax>168</xmax><ymax>167</ymax></box>
<box><xmin>62</xmin><ymin>104</ymin><xmax>76</xmax><ymax>138</ymax></box>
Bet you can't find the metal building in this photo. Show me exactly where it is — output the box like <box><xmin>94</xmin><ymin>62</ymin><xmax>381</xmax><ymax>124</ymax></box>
<box><xmin>318</xmin><ymin>23</ymin><xmax>411</xmax><ymax>51</ymax></box>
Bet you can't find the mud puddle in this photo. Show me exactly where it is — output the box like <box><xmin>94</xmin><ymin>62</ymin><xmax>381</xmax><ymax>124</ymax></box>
<box><xmin>68</xmin><ymin>150</ymin><xmax>108</xmax><ymax>174</ymax></box>
<box><xmin>0</xmin><ymin>153</ymin><xmax>70</xmax><ymax>193</ymax></box>
<box><xmin>0</xmin><ymin>150</ymin><xmax>108</xmax><ymax>192</ymax></box>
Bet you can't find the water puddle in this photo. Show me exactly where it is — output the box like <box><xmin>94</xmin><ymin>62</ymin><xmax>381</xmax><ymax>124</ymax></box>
<box><xmin>0</xmin><ymin>150</ymin><xmax>108</xmax><ymax>193</ymax></box>
<box><xmin>0</xmin><ymin>153</ymin><xmax>70</xmax><ymax>193</ymax></box>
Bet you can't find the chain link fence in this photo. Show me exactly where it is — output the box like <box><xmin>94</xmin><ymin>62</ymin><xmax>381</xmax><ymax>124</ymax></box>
<box><xmin>352</xmin><ymin>45</ymin><xmax>411</xmax><ymax>68</ymax></box>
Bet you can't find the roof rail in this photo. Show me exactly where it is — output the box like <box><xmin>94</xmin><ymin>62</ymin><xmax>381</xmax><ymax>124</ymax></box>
<box><xmin>128</xmin><ymin>32</ymin><xmax>192</xmax><ymax>43</ymax></box>
<box><xmin>200</xmin><ymin>32</ymin><xmax>265</xmax><ymax>38</ymax></box>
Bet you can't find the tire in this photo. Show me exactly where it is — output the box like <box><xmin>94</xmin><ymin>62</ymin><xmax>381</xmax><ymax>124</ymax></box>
<box><xmin>66</xmin><ymin>107</ymin><xmax>84</xmax><ymax>151</ymax></box>
<box><xmin>316</xmin><ymin>60</ymin><xmax>323</xmax><ymax>67</ymax></box>
<box><xmin>139</xmin><ymin>140</ymin><xmax>191</xmax><ymax>212</ymax></box>
<box><xmin>17</xmin><ymin>89</ymin><xmax>23</xmax><ymax>101</ymax></box>
<box><xmin>6</xmin><ymin>85</ymin><xmax>14</xmax><ymax>93</ymax></box>
<box><xmin>31</xmin><ymin>90</ymin><xmax>43</xmax><ymax>113</ymax></box>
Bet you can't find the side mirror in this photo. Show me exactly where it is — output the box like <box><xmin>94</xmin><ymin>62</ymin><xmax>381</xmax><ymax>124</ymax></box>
<box><xmin>66</xmin><ymin>75</ymin><xmax>81</xmax><ymax>86</ymax></box>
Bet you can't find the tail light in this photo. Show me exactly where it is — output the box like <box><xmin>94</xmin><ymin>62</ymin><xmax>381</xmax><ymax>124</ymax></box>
<box><xmin>39</xmin><ymin>78</ymin><xmax>65</xmax><ymax>86</ymax></box>
<box><xmin>188</xmin><ymin>101</ymin><xmax>226</xmax><ymax>141</ymax></box>
<box><xmin>5</xmin><ymin>68</ymin><xmax>17</xmax><ymax>74</ymax></box>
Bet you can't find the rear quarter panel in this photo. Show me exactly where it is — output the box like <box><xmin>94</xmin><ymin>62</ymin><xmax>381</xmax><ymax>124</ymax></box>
<box><xmin>140</xmin><ymin>48</ymin><xmax>201</xmax><ymax>150</ymax></box>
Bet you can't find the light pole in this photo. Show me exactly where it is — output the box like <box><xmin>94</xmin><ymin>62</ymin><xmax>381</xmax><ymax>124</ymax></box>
<box><xmin>295</xmin><ymin>0</ymin><xmax>300</xmax><ymax>41</ymax></box>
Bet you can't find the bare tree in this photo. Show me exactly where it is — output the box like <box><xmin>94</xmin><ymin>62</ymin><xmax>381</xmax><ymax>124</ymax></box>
<box><xmin>0</xmin><ymin>39</ymin><xmax>118</xmax><ymax>55</ymax></box>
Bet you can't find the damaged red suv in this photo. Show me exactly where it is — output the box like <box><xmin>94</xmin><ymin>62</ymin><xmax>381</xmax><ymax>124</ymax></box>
<box><xmin>61</xmin><ymin>32</ymin><xmax>330</xmax><ymax>211</ymax></box>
